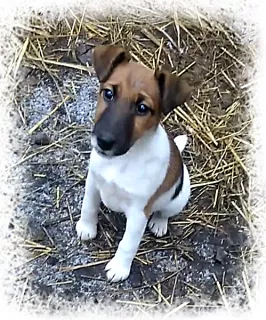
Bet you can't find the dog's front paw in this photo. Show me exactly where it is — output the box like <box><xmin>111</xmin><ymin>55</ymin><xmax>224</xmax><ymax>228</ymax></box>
<box><xmin>105</xmin><ymin>257</ymin><xmax>131</xmax><ymax>282</ymax></box>
<box><xmin>76</xmin><ymin>219</ymin><xmax>97</xmax><ymax>240</ymax></box>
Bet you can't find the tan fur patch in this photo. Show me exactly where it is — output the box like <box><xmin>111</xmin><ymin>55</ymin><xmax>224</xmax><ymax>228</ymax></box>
<box><xmin>144</xmin><ymin>135</ymin><xmax>183</xmax><ymax>217</ymax></box>
<box><xmin>94</xmin><ymin>83</ymin><xmax>109</xmax><ymax>122</ymax></box>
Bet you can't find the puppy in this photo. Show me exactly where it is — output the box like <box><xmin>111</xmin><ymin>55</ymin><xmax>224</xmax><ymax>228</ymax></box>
<box><xmin>76</xmin><ymin>45</ymin><xmax>191</xmax><ymax>282</ymax></box>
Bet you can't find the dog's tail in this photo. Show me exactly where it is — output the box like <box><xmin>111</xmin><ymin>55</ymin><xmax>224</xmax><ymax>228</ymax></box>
<box><xmin>174</xmin><ymin>135</ymin><xmax>188</xmax><ymax>154</ymax></box>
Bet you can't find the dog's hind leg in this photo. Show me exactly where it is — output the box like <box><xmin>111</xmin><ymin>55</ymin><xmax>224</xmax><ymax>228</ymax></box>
<box><xmin>148</xmin><ymin>211</ymin><xmax>168</xmax><ymax>237</ymax></box>
<box><xmin>148</xmin><ymin>164</ymin><xmax>191</xmax><ymax>237</ymax></box>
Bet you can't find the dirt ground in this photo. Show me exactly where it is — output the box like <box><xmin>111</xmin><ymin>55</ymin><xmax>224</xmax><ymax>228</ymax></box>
<box><xmin>7</xmin><ymin>18</ymin><xmax>255</xmax><ymax>316</ymax></box>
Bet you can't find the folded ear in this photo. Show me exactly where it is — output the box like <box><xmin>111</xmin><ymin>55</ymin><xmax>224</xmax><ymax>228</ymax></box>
<box><xmin>92</xmin><ymin>45</ymin><xmax>131</xmax><ymax>82</ymax></box>
<box><xmin>155</xmin><ymin>68</ymin><xmax>192</xmax><ymax>115</ymax></box>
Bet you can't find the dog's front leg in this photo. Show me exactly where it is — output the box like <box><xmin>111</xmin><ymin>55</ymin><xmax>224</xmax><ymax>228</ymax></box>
<box><xmin>105</xmin><ymin>208</ymin><xmax>148</xmax><ymax>282</ymax></box>
<box><xmin>76</xmin><ymin>170</ymin><xmax>100</xmax><ymax>240</ymax></box>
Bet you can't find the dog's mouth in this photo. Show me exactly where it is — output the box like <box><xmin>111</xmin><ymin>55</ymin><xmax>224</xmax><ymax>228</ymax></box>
<box><xmin>91</xmin><ymin>136</ymin><xmax>114</xmax><ymax>158</ymax></box>
<box><xmin>94</xmin><ymin>147</ymin><xmax>114</xmax><ymax>158</ymax></box>
<box><xmin>94</xmin><ymin>146</ymin><xmax>130</xmax><ymax>159</ymax></box>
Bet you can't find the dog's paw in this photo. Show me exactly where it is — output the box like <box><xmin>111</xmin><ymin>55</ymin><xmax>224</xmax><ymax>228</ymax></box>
<box><xmin>76</xmin><ymin>219</ymin><xmax>97</xmax><ymax>240</ymax></box>
<box><xmin>148</xmin><ymin>215</ymin><xmax>168</xmax><ymax>237</ymax></box>
<box><xmin>105</xmin><ymin>257</ymin><xmax>130</xmax><ymax>282</ymax></box>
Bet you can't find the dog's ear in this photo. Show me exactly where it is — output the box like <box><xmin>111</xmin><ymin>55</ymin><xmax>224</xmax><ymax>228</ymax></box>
<box><xmin>155</xmin><ymin>68</ymin><xmax>192</xmax><ymax>115</ymax></box>
<box><xmin>92</xmin><ymin>45</ymin><xmax>131</xmax><ymax>82</ymax></box>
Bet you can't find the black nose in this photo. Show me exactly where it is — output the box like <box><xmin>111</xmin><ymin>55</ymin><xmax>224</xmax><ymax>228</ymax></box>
<box><xmin>97</xmin><ymin>135</ymin><xmax>115</xmax><ymax>151</ymax></box>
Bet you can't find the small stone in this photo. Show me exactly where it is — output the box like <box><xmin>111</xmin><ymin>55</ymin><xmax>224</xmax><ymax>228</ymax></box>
<box><xmin>127</xmin><ymin>264</ymin><xmax>142</xmax><ymax>287</ymax></box>
<box><xmin>25</xmin><ymin>218</ymin><xmax>46</xmax><ymax>241</ymax></box>
<box><xmin>46</xmin><ymin>256</ymin><xmax>59</xmax><ymax>266</ymax></box>
<box><xmin>8</xmin><ymin>221</ymin><xmax>14</xmax><ymax>230</ymax></box>
<box><xmin>171</xmin><ymin>225</ymin><xmax>183</xmax><ymax>237</ymax></box>
<box><xmin>26</xmin><ymin>74</ymin><xmax>40</xmax><ymax>86</ymax></box>
<box><xmin>77</xmin><ymin>50</ymin><xmax>93</xmax><ymax>65</ymax></box>
<box><xmin>76</xmin><ymin>43</ymin><xmax>89</xmax><ymax>55</ymax></box>
<box><xmin>75</xmin><ymin>43</ymin><xmax>93</xmax><ymax>64</ymax></box>
<box><xmin>215</xmin><ymin>247</ymin><xmax>228</xmax><ymax>264</ymax></box>
<box><xmin>32</xmin><ymin>132</ymin><xmax>50</xmax><ymax>146</ymax></box>
<box><xmin>221</xmin><ymin>93</ymin><xmax>234</xmax><ymax>110</ymax></box>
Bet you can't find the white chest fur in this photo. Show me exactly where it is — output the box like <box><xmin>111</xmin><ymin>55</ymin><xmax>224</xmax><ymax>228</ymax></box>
<box><xmin>89</xmin><ymin>125</ymin><xmax>170</xmax><ymax>213</ymax></box>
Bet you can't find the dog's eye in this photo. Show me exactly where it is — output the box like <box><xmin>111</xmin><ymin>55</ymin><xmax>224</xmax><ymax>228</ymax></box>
<box><xmin>103</xmin><ymin>89</ymin><xmax>114</xmax><ymax>101</ymax></box>
<box><xmin>136</xmin><ymin>103</ymin><xmax>150</xmax><ymax>115</ymax></box>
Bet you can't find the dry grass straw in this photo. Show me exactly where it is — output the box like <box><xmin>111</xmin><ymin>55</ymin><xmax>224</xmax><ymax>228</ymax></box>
<box><xmin>12</xmin><ymin>11</ymin><xmax>257</xmax><ymax>311</ymax></box>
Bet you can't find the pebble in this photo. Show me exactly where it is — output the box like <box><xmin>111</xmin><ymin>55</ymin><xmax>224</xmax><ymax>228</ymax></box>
<box><xmin>31</xmin><ymin>132</ymin><xmax>50</xmax><ymax>146</ymax></box>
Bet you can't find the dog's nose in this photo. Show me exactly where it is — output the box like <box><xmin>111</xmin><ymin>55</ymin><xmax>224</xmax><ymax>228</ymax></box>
<box><xmin>97</xmin><ymin>135</ymin><xmax>115</xmax><ymax>151</ymax></box>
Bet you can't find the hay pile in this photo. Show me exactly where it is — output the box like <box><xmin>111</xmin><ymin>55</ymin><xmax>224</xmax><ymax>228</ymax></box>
<box><xmin>10</xmin><ymin>12</ymin><xmax>256</xmax><ymax>316</ymax></box>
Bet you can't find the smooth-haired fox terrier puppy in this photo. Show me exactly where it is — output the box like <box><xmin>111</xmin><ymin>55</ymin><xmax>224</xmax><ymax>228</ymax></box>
<box><xmin>76</xmin><ymin>45</ymin><xmax>191</xmax><ymax>282</ymax></box>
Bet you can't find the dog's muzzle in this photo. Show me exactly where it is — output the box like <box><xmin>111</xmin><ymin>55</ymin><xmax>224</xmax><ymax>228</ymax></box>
<box><xmin>92</xmin><ymin>100</ymin><xmax>135</xmax><ymax>157</ymax></box>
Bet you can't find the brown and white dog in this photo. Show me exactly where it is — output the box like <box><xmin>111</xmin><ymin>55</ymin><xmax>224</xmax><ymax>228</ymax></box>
<box><xmin>76</xmin><ymin>45</ymin><xmax>191</xmax><ymax>282</ymax></box>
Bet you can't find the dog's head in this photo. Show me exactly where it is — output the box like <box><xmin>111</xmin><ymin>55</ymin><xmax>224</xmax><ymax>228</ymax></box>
<box><xmin>91</xmin><ymin>45</ymin><xmax>191</xmax><ymax>157</ymax></box>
